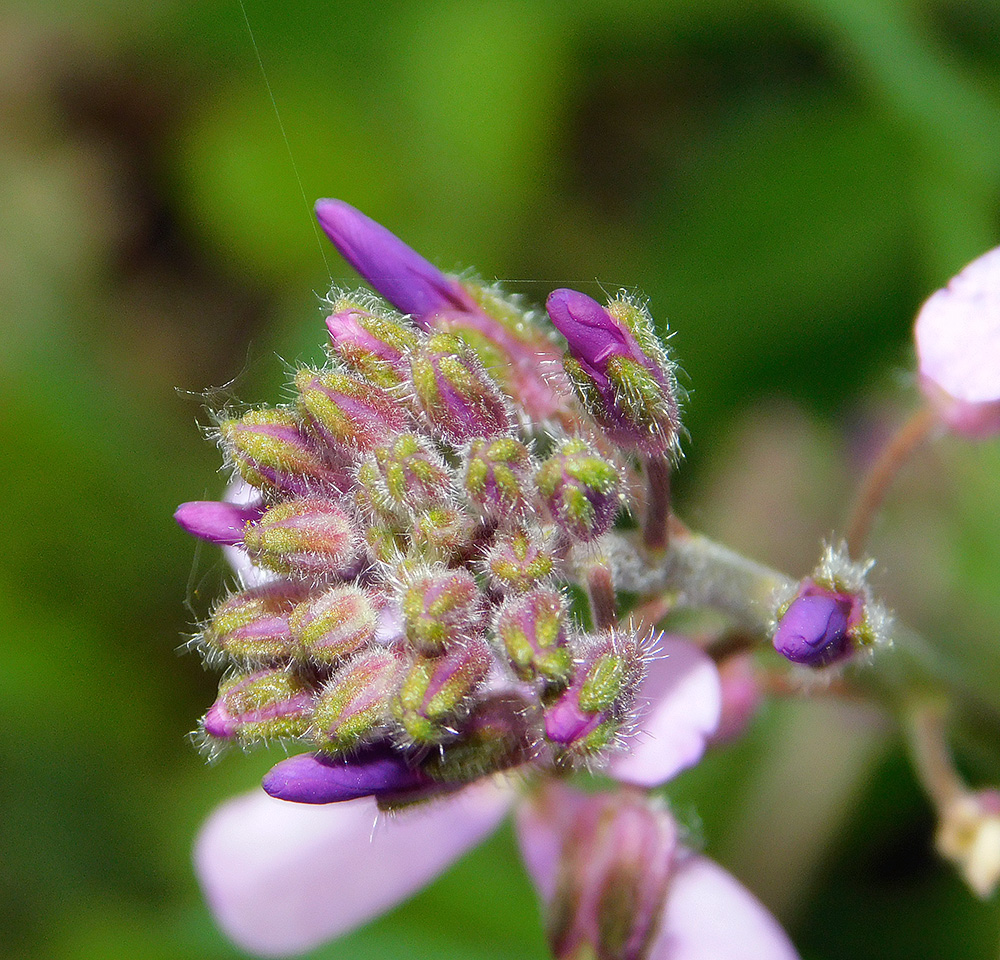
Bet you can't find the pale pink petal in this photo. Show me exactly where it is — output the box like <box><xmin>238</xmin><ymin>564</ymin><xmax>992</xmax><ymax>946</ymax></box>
<box><xmin>914</xmin><ymin>245</ymin><xmax>1000</xmax><ymax>437</ymax></box>
<box><xmin>652</xmin><ymin>851</ymin><xmax>800</xmax><ymax>960</ymax></box>
<box><xmin>514</xmin><ymin>781</ymin><xmax>588</xmax><ymax>904</ymax></box>
<box><xmin>610</xmin><ymin>636</ymin><xmax>722</xmax><ymax>787</ymax></box>
<box><xmin>222</xmin><ymin>479</ymin><xmax>278</xmax><ymax>588</ymax></box>
<box><xmin>195</xmin><ymin>780</ymin><xmax>513</xmax><ymax>957</ymax></box>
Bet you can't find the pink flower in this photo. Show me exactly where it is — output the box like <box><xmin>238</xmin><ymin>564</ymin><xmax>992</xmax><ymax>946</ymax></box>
<box><xmin>914</xmin><ymin>245</ymin><xmax>1000</xmax><ymax>438</ymax></box>
<box><xmin>193</xmin><ymin>636</ymin><xmax>796</xmax><ymax>959</ymax></box>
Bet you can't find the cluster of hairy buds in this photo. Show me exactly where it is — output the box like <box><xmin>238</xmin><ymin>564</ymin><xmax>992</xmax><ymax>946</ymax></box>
<box><xmin>175</xmin><ymin>200</ymin><xmax>685</xmax><ymax>805</ymax></box>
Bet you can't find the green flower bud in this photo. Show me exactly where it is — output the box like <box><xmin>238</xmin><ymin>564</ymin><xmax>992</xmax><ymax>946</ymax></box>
<box><xmin>495</xmin><ymin>588</ymin><xmax>572</xmax><ymax>687</ymax></box>
<box><xmin>289</xmin><ymin>584</ymin><xmax>378</xmax><ymax>664</ymax></box>
<box><xmin>202</xmin><ymin>582</ymin><xmax>308</xmax><ymax>664</ymax></box>
<box><xmin>536</xmin><ymin>438</ymin><xmax>622</xmax><ymax>542</ymax></box>
<box><xmin>483</xmin><ymin>527</ymin><xmax>556</xmax><ymax>592</ymax></box>
<box><xmin>401</xmin><ymin>566</ymin><xmax>483</xmax><ymax>654</ymax></box>
<box><xmin>203</xmin><ymin>667</ymin><xmax>315</xmax><ymax>746</ymax></box>
<box><xmin>463</xmin><ymin>437</ymin><xmax>535</xmax><ymax>519</ymax></box>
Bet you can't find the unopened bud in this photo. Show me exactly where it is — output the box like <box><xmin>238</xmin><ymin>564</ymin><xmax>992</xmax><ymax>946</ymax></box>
<box><xmin>410</xmin><ymin>505</ymin><xmax>477</xmax><ymax>561</ymax></box>
<box><xmin>289</xmin><ymin>584</ymin><xmax>378</xmax><ymax>664</ymax></box>
<box><xmin>395</xmin><ymin>640</ymin><xmax>493</xmax><ymax>745</ymax></box>
<box><xmin>202</xmin><ymin>581</ymin><xmax>307</xmax><ymax>663</ymax></box>
<box><xmin>463</xmin><ymin>437</ymin><xmax>535</xmax><ymax>519</ymax></box>
<box><xmin>311</xmin><ymin>647</ymin><xmax>405</xmax><ymax>754</ymax></box>
<box><xmin>536</xmin><ymin>439</ymin><xmax>622</xmax><ymax>542</ymax></box>
<box><xmin>410</xmin><ymin>333</ymin><xmax>512</xmax><ymax>443</ymax></box>
<box><xmin>243</xmin><ymin>498</ymin><xmax>358</xmax><ymax>579</ymax></box>
<box><xmin>483</xmin><ymin>527</ymin><xmax>555</xmax><ymax>592</ymax></box>
<box><xmin>401</xmin><ymin>566</ymin><xmax>483</xmax><ymax>654</ymax></box>
<box><xmin>495</xmin><ymin>589</ymin><xmax>571</xmax><ymax>687</ymax></box>
<box><xmin>358</xmin><ymin>434</ymin><xmax>454</xmax><ymax>517</ymax></box>
<box><xmin>547</xmin><ymin>289</ymin><xmax>681</xmax><ymax>457</ymax></box>
<box><xmin>544</xmin><ymin>630</ymin><xmax>644</xmax><ymax>757</ymax></box>
<box><xmin>220</xmin><ymin>408</ymin><xmax>350</xmax><ymax>496</ymax></box>
<box><xmin>295</xmin><ymin>367</ymin><xmax>408</xmax><ymax>452</ymax></box>
<box><xmin>203</xmin><ymin>668</ymin><xmax>314</xmax><ymax>744</ymax></box>
<box><xmin>325</xmin><ymin>298</ymin><xmax>419</xmax><ymax>387</ymax></box>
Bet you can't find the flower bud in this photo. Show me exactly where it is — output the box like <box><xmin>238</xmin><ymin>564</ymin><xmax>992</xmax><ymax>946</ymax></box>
<box><xmin>410</xmin><ymin>333</ymin><xmax>512</xmax><ymax>443</ymax></box>
<box><xmin>357</xmin><ymin>434</ymin><xmax>454</xmax><ymax>517</ymax></box>
<box><xmin>495</xmin><ymin>589</ymin><xmax>572</xmax><ymax>687</ymax></box>
<box><xmin>540</xmin><ymin>787</ymin><xmax>678</xmax><ymax>960</ymax></box>
<box><xmin>263</xmin><ymin>741</ymin><xmax>432</xmax><ymax>804</ymax></box>
<box><xmin>544</xmin><ymin>630</ymin><xmax>644</xmax><ymax>757</ymax></box>
<box><xmin>202</xmin><ymin>581</ymin><xmax>307</xmax><ymax>663</ymax></box>
<box><xmin>174</xmin><ymin>498</ymin><xmax>265</xmax><ymax>546</ymax></box>
<box><xmin>395</xmin><ymin>640</ymin><xmax>493</xmax><ymax>745</ymax></box>
<box><xmin>937</xmin><ymin>789</ymin><xmax>1000</xmax><ymax>898</ymax></box>
<box><xmin>409</xmin><ymin>505</ymin><xmax>477</xmax><ymax>562</ymax></box>
<box><xmin>536</xmin><ymin>439</ymin><xmax>622</xmax><ymax>542</ymax></box>
<box><xmin>289</xmin><ymin>584</ymin><xmax>378</xmax><ymax>664</ymax></box>
<box><xmin>203</xmin><ymin>668</ymin><xmax>315</xmax><ymax>745</ymax></box>
<box><xmin>310</xmin><ymin>647</ymin><xmax>406</xmax><ymax>754</ymax></box>
<box><xmin>401</xmin><ymin>566</ymin><xmax>483</xmax><ymax>654</ymax></box>
<box><xmin>220</xmin><ymin>408</ymin><xmax>350</xmax><ymax>496</ymax></box>
<box><xmin>463</xmin><ymin>437</ymin><xmax>535</xmax><ymax>519</ymax></box>
<box><xmin>243</xmin><ymin>498</ymin><xmax>359</xmax><ymax>579</ymax></box>
<box><xmin>421</xmin><ymin>693</ymin><xmax>535</xmax><ymax>783</ymax></box>
<box><xmin>914</xmin><ymin>245</ymin><xmax>1000</xmax><ymax>438</ymax></box>
<box><xmin>325</xmin><ymin>297</ymin><xmax>419</xmax><ymax>387</ymax></box>
<box><xmin>295</xmin><ymin>367</ymin><xmax>408</xmax><ymax>452</ymax></box>
<box><xmin>547</xmin><ymin>289</ymin><xmax>681</xmax><ymax>457</ymax></box>
<box><xmin>483</xmin><ymin>527</ymin><xmax>556</xmax><ymax>592</ymax></box>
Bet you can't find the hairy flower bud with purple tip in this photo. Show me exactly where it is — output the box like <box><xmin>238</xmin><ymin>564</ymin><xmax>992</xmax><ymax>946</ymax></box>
<box><xmin>201</xmin><ymin>582</ymin><xmax>308</xmax><ymax>664</ymax></box>
<box><xmin>243</xmin><ymin>498</ymin><xmax>359</xmax><ymax>579</ymax></box>
<box><xmin>401</xmin><ymin>566</ymin><xmax>483</xmax><ymax>654</ymax></box>
<box><xmin>288</xmin><ymin>585</ymin><xmax>378</xmax><ymax>664</ymax></box>
<box><xmin>395</xmin><ymin>640</ymin><xmax>494</xmax><ymax>745</ymax></box>
<box><xmin>536</xmin><ymin>438</ymin><xmax>622</xmax><ymax>542</ymax></box>
<box><xmin>202</xmin><ymin>668</ymin><xmax>315</xmax><ymax>746</ymax></box>
<box><xmin>220</xmin><ymin>409</ymin><xmax>351</xmax><ymax>496</ymax></box>
<box><xmin>325</xmin><ymin>297</ymin><xmax>419</xmax><ymax>387</ymax></box>
<box><xmin>544</xmin><ymin>630</ymin><xmax>646</xmax><ymax>758</ymax></box>
<box><xmin>311</xmin><ymin>647</ymin><xmax>406</xmax><ymax>754</ymax></box>
<box><xmin>547</xmin><ymin>289</ymin><xmax>681</xmax><ymax>457</ymax></box>
<box><xmin>410</xmin><ymin>333</ymin><xmax>513</xmax><ymax>443</ymax></box>
<box><xmin>357</xmin><ymin>433</ymin><xmax>454</xmax><ymax>518</ymax></box>
<box><xmin>296</xmin><ymin>367</ymin><xmax>408</xmax><ymax>452</ymax></box>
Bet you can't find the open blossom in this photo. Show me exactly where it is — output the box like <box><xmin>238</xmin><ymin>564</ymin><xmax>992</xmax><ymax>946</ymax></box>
<box><xmin>179</xmin><ymin>199</ymin><xmax>798</xmax><ymax>959</ymax></box>
<box><xmin>914</xmin><ymin>244</ymin><xmax>1000</xmax><ymax>437</ymax></box>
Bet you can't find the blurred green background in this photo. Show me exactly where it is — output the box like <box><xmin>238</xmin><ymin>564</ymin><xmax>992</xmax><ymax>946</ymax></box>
<box><xmin>5</xmin><ymin>0</ymin><xmax>1000</xmax><ymax>957</ymax></box>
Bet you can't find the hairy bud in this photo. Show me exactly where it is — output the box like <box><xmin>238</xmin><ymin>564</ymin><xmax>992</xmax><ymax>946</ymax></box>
<box><xmin>483</xmin><ymin>527</ymin><xmax>556</xmax><ymax>592</ymax></box>
<box><xmin>463</xmin><ymin>437</ymin><xmax>535</xmax><ymax>519</ymax></box>
<box><xmin>325</xmin><ymin>297</ymin><xmax>419</xmax><ymax>387</ymax></box>
<box><xmin>201</xmin><ymin>582</ymin><xmax>307</xmax><ymax>664</ymax></box>
<box><xmin>203</xmin><ymin>668</ymin><xmax>314</xmax><ymax>745</ymax></box>
<box><xmin>289</xmin><ymin>584</ymin><xmax>378</xmax><ymax>664</ymax></box>
<box><xmin>536</xmin><ymin>438</ymin><xmax>622</xmax><ymax>542</ymax></box>
<box><xmin>401</xmin><ymin>566</ymin><xmax>483</xmax><ymax>654</ymax></box>
<box><xmin>495</xmin><ymin>588</ymin><xmax>572</xmax><ymax>687</ymax></box>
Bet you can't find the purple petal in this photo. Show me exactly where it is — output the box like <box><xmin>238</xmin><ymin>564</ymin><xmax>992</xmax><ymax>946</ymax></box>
<box><xmin>195</xmin><ymin>780</ymin><xmax>513</xmax><ymax>957</ymax></box>
<box><xmin>915</xmin><ymin>245</ymin><xmax>1000</xmax><ymax>437</ymax></box>
<box><xmin>175</xmin><ymin>499</ymin><xmax>264</xmax><ymax>546</ymax></box>
<box><xmin>773</xmin><ymin>592</ymin><xmax>851</xmax><ymax>666</ymax></box>
<box><xmin>651</xmin><ymin>851</ymin><xmax>800</xmax><ymax>960</ymax></box>
<box><xmin>315</xmin><ymin>199</ymin><xmax>473</xmax><ymax>322</ymax></box>
<box><xmin>609</xmin><ymin>636</ymin><xmax>721</xmax><ymax>788</ymax></box>
<box><xmin>546</xmin><ymin>288</ymin><xmax>632</xmax><ymax>369</ymax></box>
<box><xmin>220</xmin><ymin>479</ymin><xmax>278</xmax><ymax>588</ymax></box>
<box><xmin>262</xmin><ymin>746</ymin><xmax>432</xmax><ymax>804</ymax></box>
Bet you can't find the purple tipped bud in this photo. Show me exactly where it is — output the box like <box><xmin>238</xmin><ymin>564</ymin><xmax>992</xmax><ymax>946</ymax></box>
<box><xmin>203</xmin><ymin>581</ymin><xmax>308</xmax><ymax>663</ymax></box>
<box><xmin>544</xmin><ymin>630</ymin><xmax>644</xmax><ymax>758</ymax></box>
<box><xmin>401</xmin><ymin>566</ymin><xmax>484</xmax><ymax>654</ymax></box>
<box><xmin>325</xmin><ymin>299</ymin><xmax>419</xmax><ymax>387</ymax></box>
<box><xmin>495</xmin><ymin>589</ymin><xmax>572</xmax><ymax>686</ymax></box>
<box><xmin>773</xmin><ymin>585</ymin><xmax>856</xmax><ymax>667</ymax></box>
<box><xmin>395</xmin><ymin>640</ymin><xmax>494</xmax><ymax>745</ymax></box>
<box><xmin>289</xmin><ymin>584</ymin><xmax>378</xmax><ymax>664</ymax></box>
<box><xmin>358</xmin><ymin>434</ymin><xmax>454</xmax><ymax>517</ymax></box>
<box><xmin>536</xmin><ymin>439</ymin><xmax>622</xmax><ymax>542</ymax></box>
<box><xmin>174</xmin><ymin>499</ymin><xmax>264</xmax><ymax>546</ymax></box>
<box><xmin>547</xmin><ymin>289</ymin><xmax>681</xmax><ymax>457</ymax></box>
<box><xmin>315</xmin><ymin>199</ymin><xmax>475</xmax><ymax>323</ymax></box>
<box><xmin>311</xmin><ymin>646</ymin><xmax>406</xmax><ymax>753</ymax></box>
<box><xmin>243</xmin><ymin>498</ymin><xmax>359</xmax><ymax>579</ymax></box>
<box><xmin>203</xmin><ymin>668</ymin><xmax>315</xmax><ymax>744</ymax></box>
<box><xmin>463</xmin><ymin>437</ymin><xmax>535</xmax><ymax>519</ymax></box>
<box><xmin>220</xmin><ymin>409</ymin><xmax>351</xmax><ymax>496</ymax></box>
<box><xmin>295</xmin><ymin>367</ymin><xmax>409</xmax><ymax>452</ymax></box>
<box><xmin>263</xmin><ymin>741</ymin><xmax>431</xmax><ymax>804</ymax></box>
<box><xmin>484</xmin><ymin>528</ymin><xmax>556</xmax><ymax>592</ymax></box>
<box><xmin>537</xmin><ymin>786</ymin><xmax>678</xmax><ymax>960</ymax></box>
<box><xmin>410</xmin><ymin>333</ymin><xmax>513</xmax><ymax>443</ymax></box>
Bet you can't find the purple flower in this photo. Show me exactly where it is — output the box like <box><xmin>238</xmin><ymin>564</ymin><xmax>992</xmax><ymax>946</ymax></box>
<box><xmin>914</xmin><ymin>245</ymin><xmax>1000</xmax><ymax>438</ymax></box>
<box><xmin>190</xmin><ymin>636</ymin><xmax>800</xmax><ymax>959</ymax></box>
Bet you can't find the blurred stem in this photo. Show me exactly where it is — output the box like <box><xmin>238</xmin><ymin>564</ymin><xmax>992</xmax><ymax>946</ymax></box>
<box><xmin>903</xmin><ymin>698</ymin><xmax>964</xmax><ymax>811</ymax></box>
<box><xmin>586</xmin><ymin>561</ymin><xmax>617</xmax><ymax>631</ymax></box>
<box><xmin>641</xmin><ymin>455</ymin><xmax>671</xmax><ymax>552</ymax></box>
<box><xmin>845</xmin><ymin>402</ymin><xmax>937</xmax><ymax>559</ymax></box>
